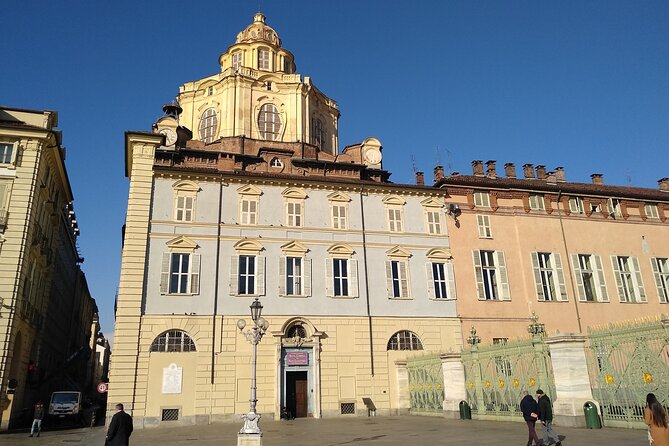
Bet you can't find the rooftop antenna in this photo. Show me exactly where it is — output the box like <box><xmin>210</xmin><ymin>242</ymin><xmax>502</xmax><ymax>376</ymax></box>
<box><xmin>435</xmin><ymin>145</ymin><xmax>442</xmax><ymax>166</ymax></box>
<box><xmin>626</xmin><ymin>170</ymin><xmax>632</xmax><ymax>186</ymax></box>
<box><xmin>445</xmin><ymin>147</ymin><xmax>453</xmax><ymax>175</ymax></box>
<box><xmin>411</xmin><ymin>154</ymin><xmax>417</xmax><ymax>174</ymax></box>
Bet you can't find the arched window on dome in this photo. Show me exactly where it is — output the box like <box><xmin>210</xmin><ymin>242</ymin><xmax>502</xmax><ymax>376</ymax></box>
<box><xmin>312</xmin><ymin>118</ymin><xmax>325</xmax><ymax>149</ymax></box>
<box><xmin>258</xmin><ymin>104</ymin><xmax>281</xmax><ymax>141</ymax></box>
<box><xmin>387</xmin><ymin>330</ymin><xmax>423</xmax><ymax>351</ymax></box>
<box><xmin>150</xmin><ymin>330</ymin><xmax>197</xmax><ymax>352</ymax></box>
<box><xmin>199</xmin><ymin>108</ymin><xmax>218</xmax><ymax>143</ymax></box>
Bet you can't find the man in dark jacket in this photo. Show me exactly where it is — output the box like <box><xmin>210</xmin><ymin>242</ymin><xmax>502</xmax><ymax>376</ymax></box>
<box><xmin>537</xmin><ymin>389</ymin><xmax>561</xmax><ymax>446</ymax></box>
<box><xmin>520</xmin><ymin>391</ymin><xmax>541</xmax><ymax>446</ymax></box>
<box><xmin>106</xmin><ymin>403</ymin><xmax>133</xmax><ymax>446</ymax></box>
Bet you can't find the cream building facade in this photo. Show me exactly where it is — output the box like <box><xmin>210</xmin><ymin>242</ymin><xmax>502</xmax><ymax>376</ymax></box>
<box><xmin>0</xmin><ymin>106</ymin><xmax>97</xmax><ymax>430</ymax></box>
<box><xmin>109</xmin><ymin>15</ymin><xmax>461</xmax><ymax>427</ymax></box>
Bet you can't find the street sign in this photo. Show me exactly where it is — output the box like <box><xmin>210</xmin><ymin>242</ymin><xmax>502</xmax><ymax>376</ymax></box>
<box><xmin>97</xmin><ymin>382</ymin><xmax>108</xmax><ymax>394</ymax></box>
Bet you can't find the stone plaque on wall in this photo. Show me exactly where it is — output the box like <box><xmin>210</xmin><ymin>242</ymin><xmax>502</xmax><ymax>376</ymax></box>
<box><xmin>162</xmin><ymin>363</ymin><xmax>182</xmax><ymax>394</ymax></box>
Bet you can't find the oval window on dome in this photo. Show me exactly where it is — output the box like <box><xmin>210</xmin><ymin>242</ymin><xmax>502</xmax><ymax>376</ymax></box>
<box><xmin>258</xmin><ymin>104</ymin><xmax>281</xmax><ymax>141</ymax></box>
<box><xmin>199</xmin><ymin>108</ymin><xmax>218</xmax><ymax>143</ymax></box>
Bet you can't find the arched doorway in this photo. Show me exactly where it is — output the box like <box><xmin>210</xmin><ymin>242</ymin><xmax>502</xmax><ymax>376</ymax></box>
<box><xmin>272</xmin><ymin>318</ymin><xmax>324</xmax><ymax>419</ymax></box>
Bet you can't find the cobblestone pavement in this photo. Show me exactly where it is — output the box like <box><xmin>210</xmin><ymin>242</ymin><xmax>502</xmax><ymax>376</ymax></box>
<box><xmin>1</xmin><ymin>416</ymin><xmax>647</xmax><ymax>446</ymax></box>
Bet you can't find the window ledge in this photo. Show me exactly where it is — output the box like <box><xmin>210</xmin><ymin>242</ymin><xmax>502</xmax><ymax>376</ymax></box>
<box><xmin>388</xmin><ymin>297</ymin><xmax>413</xmax><ymax>300</ymax></box>
<box><xmin>429</xmin><ymin>298</ymin><xmax>455</xmax><ymax>302</ymax></box>
<box><xmin>280</xmin><ymin>294</ymin><xmax>309</xmax><ymax>299</ymax></box>
<box><xmin>330</xmin><ymin>295</ymin><xmax>357</xmax><ymax>299</ymax></box>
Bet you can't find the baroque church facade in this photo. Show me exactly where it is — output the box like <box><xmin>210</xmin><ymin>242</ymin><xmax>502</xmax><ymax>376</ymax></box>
<box><xmin>109</xmin><ymin>13</ymin><xmax>669</xmax><ymax>427</ymax></box>
<box><xmin>109</xmin><ymin>14</ymin><xmax>461</xmax><ymax>426</ymax></box>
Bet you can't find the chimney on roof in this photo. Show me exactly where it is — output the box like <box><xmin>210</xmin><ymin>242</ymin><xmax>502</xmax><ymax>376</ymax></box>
<box><xmin>523</xmin><ymin>164</ymin><xmax>535</xmax><ymax>179</ymax></box>
<box><xmin>659</xmin><ymin>177</ymin><xmax>669</xmax><ymax>192</ymax></box>
<box><xmin>504</xmin><ymin>163</ymin><xmax>516</xmax><ymax>179</ymax></box>
<box><xmin>485</xmin><ymin>160</ymin><xmax>497</xmax><ymax>178</ymax></box>
<box><xmin>546</xmin><ymin>171</ymin><xmax>557</xmax><ymax>184</ymax></box>
<box><xmin>472</xmin><ymin>160</ymin><xmax>484</xmax><ymax>176</ymax></box>
<box><xmin>434</xmin><ymin>165</ymin><xmax>444</xmax><ymax>183</ymax></box>
<box><xmin>536</xmin><ymin>165</ymin><xmax>547</xmax><ymax>180</ymax></box>
<box><xmin>591</xmin><ymin>173</ymin><xmax>604</xmax><ymax>185</ymax></box>
<box><xmin>416</xmin><ymin>171</ymin><xmax>424</xmax><ymax>186</ymax></box>
<box><xmin>555</xmin><ymin>167</ymin><xmax>565</xmax><ymax>182</ymax></box>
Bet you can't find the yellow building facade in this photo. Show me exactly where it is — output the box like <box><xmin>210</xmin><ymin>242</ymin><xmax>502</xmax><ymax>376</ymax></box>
<box><xmin>0</xmin><ymin>106</ymin><xmax>97</xmax><ymax>430</ymax></box>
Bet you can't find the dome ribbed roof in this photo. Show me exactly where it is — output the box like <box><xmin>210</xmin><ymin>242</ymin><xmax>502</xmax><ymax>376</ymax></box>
<box><xmin>235</xmin><ymin>13</ymin><xmax>282</xmax><ymax>47</ymax></box>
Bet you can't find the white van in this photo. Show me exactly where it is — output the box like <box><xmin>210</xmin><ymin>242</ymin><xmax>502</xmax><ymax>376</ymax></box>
<box><xmin>49</xmin><ymin>391</ymin><xmax>82</xmax><ymax>423</ymax></box>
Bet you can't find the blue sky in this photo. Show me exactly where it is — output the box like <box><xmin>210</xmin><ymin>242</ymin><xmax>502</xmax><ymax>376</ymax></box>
<box><xmin>2</xmin><ymin>1</ymin><xmax>668</xmax><ymax>339</ymax></box>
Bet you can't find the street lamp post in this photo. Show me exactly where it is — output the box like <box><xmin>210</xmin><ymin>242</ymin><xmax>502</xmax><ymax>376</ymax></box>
<box><xmin>236</xmin><ymin>298</ymin><xmax>269</xmax><ymax>444</ymax></box>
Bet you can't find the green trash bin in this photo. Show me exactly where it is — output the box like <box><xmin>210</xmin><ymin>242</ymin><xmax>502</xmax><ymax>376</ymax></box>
<box><xmin>583</xmin><ymin>401</ymin><xmax>602</xmax><ymax>429</ymax></box>
<box><xmin>459</xmin><ymin>401</ymin><xmax>472</xmax><ymax>420</ymax></box>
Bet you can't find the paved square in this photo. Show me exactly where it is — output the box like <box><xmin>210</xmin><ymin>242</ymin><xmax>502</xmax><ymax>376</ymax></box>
<box><xmin>1</xmin><ymin>416</ymin><xmax>646</xmax><ymax>445</ymax></box>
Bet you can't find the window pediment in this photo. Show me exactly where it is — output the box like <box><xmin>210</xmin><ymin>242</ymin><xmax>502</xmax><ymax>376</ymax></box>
<box><xmin>386</xmin><ymin>245</ymin><xmax>412</xmax><ymax>259</ymax></box>
<box><xmin>166</xmin><ymin>236</ymin><xmax>198</xmax><ymax>251</ymax></box>
<box><xmin>421</xmin><ymin>197</ymin><xmax>444</xmax><ymax>208</ymax></box>
<box><xmin>233</xmin><ymin>239</ymin><xmax>264</xmax><ymax>254</ymax></box>
<box><xmin>426</xmin><ymin>248</ymin><xmax>452</xmax><ymax>261</ymax></box>
<box><xmin>172</xmin><ymin>180</ymin><xmax>200</xmax><ymax>193</ymax></box>
<box><xmin>327</xmin><ymin>244</ymin><xmax>354</xmax><ymax>258</ymax></box>
<box><xmin>282</xmin><ymin>187</ymin><xmax>307</xmax><ymax>199</ymax></box>
<box><xmin>237</xmin><ymin>184</ymin><xmax>263</xmax><ymax>196</ymax></box>
<box><xmin>280</xmin><ymin>241</ymin><xmax>309</xmax><ymax>255</ymax></box>
<box><xmin>327</xmin><ymin>191</ymin><xmax>351</xmax><ymax>202</ymax></box>
<box><xmin>383</xmin><ymin>195</ymin><xmax>405</xmax><ymax>206</ymax></box>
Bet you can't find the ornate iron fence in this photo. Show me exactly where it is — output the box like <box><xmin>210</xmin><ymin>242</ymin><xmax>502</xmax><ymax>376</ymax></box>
<box><xmin>586</xmin><ymin>315</ymin><xmax>669</xmax><ymax>428</ymax></box>
<box><xmin>462</xmin><ymin>331</ymin><xmax>555</xmax><ymax>420</ymax></box>
<box><xmin>407</xmin><ymin>354</ymin><xmax>444</xmax><ymax>414</ymax></box>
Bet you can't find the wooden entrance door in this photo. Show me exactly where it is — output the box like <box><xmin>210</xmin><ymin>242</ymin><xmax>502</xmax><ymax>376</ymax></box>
<box><xmin>294</xmin><ymin>376</ymin><xmax>308</xmax><ymax>418</ymax></box>
<box><xmin>286</xmin><ymin>371</ymin><xmax>308</xmax><ymax>418</ymax></box>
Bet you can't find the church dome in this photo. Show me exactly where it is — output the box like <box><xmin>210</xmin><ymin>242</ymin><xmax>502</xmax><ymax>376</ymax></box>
<box><xmin>235</xmin><ymin>13</ymin><xmax>282</xmax><ymax>47</ymax></box>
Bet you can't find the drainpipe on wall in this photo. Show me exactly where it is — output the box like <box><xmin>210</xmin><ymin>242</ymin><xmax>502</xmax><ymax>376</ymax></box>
<box><xmin>211</xmin><ymin>174</ymin><xmax>224</xmax><ymax>385</ymax></box>
<box><xmin>556</xmin><ymin>190</ymin><xmax>583</xmax><ymax>334</ymax></box>
<box><xmin>359</xmin><ymin>183</ymin><xmax>375</xmax><ymax>376</ymax></box>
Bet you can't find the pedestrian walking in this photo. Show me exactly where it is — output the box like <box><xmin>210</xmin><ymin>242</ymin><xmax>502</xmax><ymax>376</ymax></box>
<box><xmin>105</xmin><ymin>403</ymin><xmax>133</xmax><ymax>446</ymax></box>
<box><xmin>520</xmin><ymin>390</ymin><xmax>541</xmax><ymax>446</ymax></box>
<box><xmin>29</xmin><ymin>401</ymin><xmax>44</xmax><ymax>437</ymax></box>
<box><xmin>645</xmin><ymin>393</ymin><xmax>669</xmax><ymax>446</ymax></box>
<box><xmin>537</xmin><ymin>389</ymin><xmax>561</xmax><ymax>446</ymax></box>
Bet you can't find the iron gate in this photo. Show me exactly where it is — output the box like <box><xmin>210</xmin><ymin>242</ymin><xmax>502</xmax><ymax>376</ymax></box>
<box><xmin>586</xmin><ymin>316</ymin><xmax>669</xmax><ymax>428</ymax></box>
<box><xmin>462</xmin><ymin>334</ymin><xmax>555</xmax><ymax>420</ymax></box>
<box><xmin>407</xmin><ymin>354</ymin><xmax>444</xmax><ymax>414</ymax></box>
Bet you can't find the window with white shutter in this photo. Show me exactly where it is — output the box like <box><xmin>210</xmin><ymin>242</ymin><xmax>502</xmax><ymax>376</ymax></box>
<box><xmin>651</xmin><ymin>258</ymin><xmax>669</xmax><ymax>303</ymax></box>
<box><xmin>477</xmin><ymin>215</ymin><xmax>492</xmax><ymax>238</ymax></box>
<box><xmin>426</xmin><ymin>211</ymin><xmax>441</xmax><ymax>234</ymax></box>
<box><xmin>0</xmin><ymin>142</ymin><xmax>17</xmax><ymax>165</ymax></box>
<box><xmin>529</xmin><ymin>194</ymin><xmax>545</xmax><ymax>211</ymax></box>
<box><xmin>572</xmin><ymin>254</ymin><xmax>608</xmax><ymax>302</ymax></box>
<box><xmin>386</xmin><ymin>260</ymin><xmax>410</xmax><ymax>299</ymax></box>
<box><xmin>427</xmin><ymin>262</ymin><xmax>456</xmax><ymax>300</ymax></box>
<box><xmin>474</xmin><ymin>191</ymin><xmax>490</xmax><ymax>208</ymax></box>
<box><xmin>531</xmin><ymin>252</ymin><xmax>567</xmax><ymax>301</ymax></box>
<box><xmin>172</xmin><ymin>180</ymin><xmax>199</xmax><ymax>222</ymax></box>
<box><xmin>160</xmin><ymin>252</ymin><xmax>201</xmax><ymax>295</ymax></box>
<box><xmin>611</xmin><ymin>256</ymin><xmax>646</xmax><ymax>303</ymax></box>
<box><xmin>332</xmin><ymin>204</ymin><xmax>347</xmax><ymax>229</ymax></box>
<box><xmin>473</xmin><ymin>250</ymin><xmax>510</xmax><ymax>301</ymax></box>
<box><xmin>569</xmin><ymin>197</ymin><xmax>584</xmax><ymax>214</ymax></box>
<box><xmin>645</xmin><ymin>204</ymin><xmax>660</xmax><ymax>219</ymax></box>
